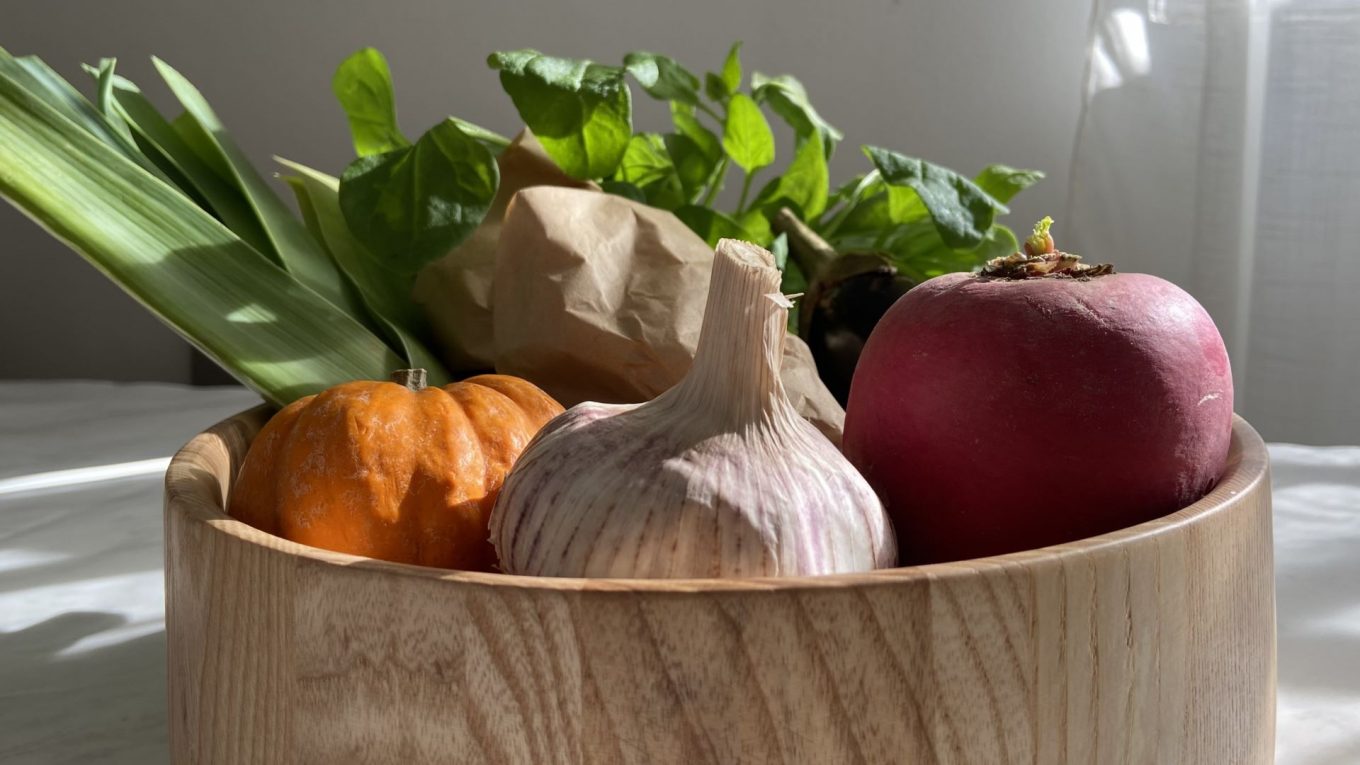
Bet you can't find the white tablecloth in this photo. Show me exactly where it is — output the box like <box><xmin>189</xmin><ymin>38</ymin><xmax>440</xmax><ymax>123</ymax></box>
<box><xmin>0</xmin><ymin>381</ymin><xmax>1356</xmax><ymax>764</ymax></box>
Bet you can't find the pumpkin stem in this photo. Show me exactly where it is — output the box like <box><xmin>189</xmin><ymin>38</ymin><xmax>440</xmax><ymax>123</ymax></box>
<box><xmin>390</xmin><ymin>368</ymin><xmax>428</xmax><ymax>391</ymax></box>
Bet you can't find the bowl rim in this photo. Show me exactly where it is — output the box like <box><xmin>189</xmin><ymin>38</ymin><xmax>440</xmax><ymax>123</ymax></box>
<box><xmin>166</xmin><ymin>409</ymin><xmax>1268</xmax><ymax>594</ymax></box>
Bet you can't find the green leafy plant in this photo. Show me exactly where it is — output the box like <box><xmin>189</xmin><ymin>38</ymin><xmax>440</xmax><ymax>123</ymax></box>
<box><xmin>329</xmin><ymin>44</ymin><xmax>1043</xmax><ymax>290</ymax></box>
<box><xmin>0</xmin><ymin>40</ymin><xmax>1041</xmax><ymax>406</ymax></box>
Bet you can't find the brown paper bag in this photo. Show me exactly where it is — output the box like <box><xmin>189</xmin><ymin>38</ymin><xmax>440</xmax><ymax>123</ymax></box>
<box><xmin>491</xmin><ymin>186</ymin><xmax>846</xmax><ymax>444</ymax></box>
<box><xmin>412</xmin><ymin>129</ymin><xmax>596</xmax><ymax>371</ymax></box>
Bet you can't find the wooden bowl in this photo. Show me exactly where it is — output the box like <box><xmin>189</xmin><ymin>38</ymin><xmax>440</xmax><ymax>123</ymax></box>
<box><xmin>165</xmin><ymin>409</ymin><xmax>1275</xmax><ymax>764</ymax></box>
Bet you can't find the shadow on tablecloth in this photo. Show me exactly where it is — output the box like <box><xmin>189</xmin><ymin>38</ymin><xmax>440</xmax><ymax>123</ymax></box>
<box><xmin>0</xmin><ymin>612</ymin><xmax>167</xmax><ymax>764</ymax></box>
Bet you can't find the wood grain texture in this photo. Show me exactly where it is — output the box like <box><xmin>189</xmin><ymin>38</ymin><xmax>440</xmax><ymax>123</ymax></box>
<box><xmin>166</xmin><ymin>409</ymin><xmax>1275</xmax><ymax>764</ymax></box>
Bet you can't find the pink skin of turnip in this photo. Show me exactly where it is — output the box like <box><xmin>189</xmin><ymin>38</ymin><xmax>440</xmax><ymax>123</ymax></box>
<box><xmin>843</xmin><ymin>227</ymin><xmax>1233</xmax><ymax>565</ymax></box>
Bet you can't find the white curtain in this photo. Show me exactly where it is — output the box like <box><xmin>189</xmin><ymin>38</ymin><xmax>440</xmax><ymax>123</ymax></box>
<box><xmin>1066</xmin><ymin>0</ymin><xmax>1360</xmax><ymax>445</ymax></box>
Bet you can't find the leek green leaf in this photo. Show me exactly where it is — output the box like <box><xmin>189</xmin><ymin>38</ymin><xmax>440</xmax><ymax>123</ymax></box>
<box><xmin>92</xmin><ymin>69</ymin><xmax>273</xmax><ymax>256</ymax></box>
<box><xmin>0</xmin><ymin>70</ymin><xmax>404</xmax><ymax>405</ymax></box>
<box><xmin>0</xmin><ymin>53</ymin><xmax>157</xmax><ymax>176</ymax></box>
<box><xmin>152</xmin><ymin>57</ymin><xmax>365</xmax><ymax>320</ymax></box>
<box><xmin>92</xmin><ymin>58</ymin><xmax>138</xmax><ymax>148</ymax></box>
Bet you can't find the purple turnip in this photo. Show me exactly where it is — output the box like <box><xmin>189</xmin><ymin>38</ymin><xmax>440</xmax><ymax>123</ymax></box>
<box><xmin>843</xmin><ymin>218</ymin><xmax>1234</xmax><ymax>565</ymax></box>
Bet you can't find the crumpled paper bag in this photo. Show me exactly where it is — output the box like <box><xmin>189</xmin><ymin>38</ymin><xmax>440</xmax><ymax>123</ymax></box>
<box><xmin>491</xmin><ymin>186</ymin><xmax>846</xmax><ymax>444</ymax></box>
<box><xmin>412</xmin><ymin>129</ymin><xmax>596</xmax><ymax>370</ymax></box>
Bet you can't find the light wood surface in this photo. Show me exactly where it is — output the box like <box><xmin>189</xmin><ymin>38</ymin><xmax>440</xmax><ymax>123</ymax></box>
<box><xmin>165</xmin><ymin>409</ymin><xmax>1275</xmax><ymax>764</ymax></box>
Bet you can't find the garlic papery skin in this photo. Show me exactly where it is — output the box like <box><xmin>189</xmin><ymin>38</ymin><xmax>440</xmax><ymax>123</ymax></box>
<box><xmin>489</xmin><ymin>239</ymin><xmax>897</xmax><ymax>578</ymax></box>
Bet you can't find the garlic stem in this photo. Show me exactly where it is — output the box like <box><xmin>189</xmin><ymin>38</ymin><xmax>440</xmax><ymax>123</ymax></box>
<box><xmin>663</xmin><ymin>239</ymin><xmax>791</xmax><ymax>425</ymax></box>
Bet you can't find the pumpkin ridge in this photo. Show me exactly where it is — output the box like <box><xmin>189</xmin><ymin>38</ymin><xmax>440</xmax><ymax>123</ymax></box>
<box><xmin>414</xmin><ymin>387</ymin><xmax>484</xmax><ymax>568</ymax></box>
<box><xmin>228</xmin><ymin>394</ymin><xmax>312</xmax><ymax>534</ymax></box>
<box><xmin>451</xmin><ymin>383</ymin><xmax>528</xmax><ymax>489</ymax></box>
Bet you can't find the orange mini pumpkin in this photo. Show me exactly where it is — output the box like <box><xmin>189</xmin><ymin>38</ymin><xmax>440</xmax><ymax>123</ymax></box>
<box><xmin>228</xmin><ymin>369</ymin><xmax>562</xmax><ymax>570</ymax></box>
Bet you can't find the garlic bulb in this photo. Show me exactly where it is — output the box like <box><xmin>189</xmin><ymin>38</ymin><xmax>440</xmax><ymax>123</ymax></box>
<box><xmin>489</xmin><ymin>239</ymin><xmax>897</xmax><ymax>578</ymax></box>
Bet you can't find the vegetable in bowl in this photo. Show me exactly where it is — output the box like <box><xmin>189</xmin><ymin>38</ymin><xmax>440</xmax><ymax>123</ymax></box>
<box><xmin>843</xmin><ymin>219</ymin><xmax>1235</xmax><ymax>565</ymax></box>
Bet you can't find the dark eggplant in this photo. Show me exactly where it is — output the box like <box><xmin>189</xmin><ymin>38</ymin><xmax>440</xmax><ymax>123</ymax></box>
<box><xmin>774</xmin><ymin>210</ymin><xmax>915</xmax><ymax>406</ymax></box>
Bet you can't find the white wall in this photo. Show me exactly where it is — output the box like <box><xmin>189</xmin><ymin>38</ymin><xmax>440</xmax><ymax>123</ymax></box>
<box><xmin>0</xmin><ymin>0</ymin><xmax>1094</xmax><ymax>382</ymax></box>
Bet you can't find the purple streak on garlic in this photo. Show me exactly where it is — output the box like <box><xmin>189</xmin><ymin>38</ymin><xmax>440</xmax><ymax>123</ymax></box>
<box><xmin>489</xmin><ymin>239</ymin><xmax>897</xmax><ymax>578</ymax></box>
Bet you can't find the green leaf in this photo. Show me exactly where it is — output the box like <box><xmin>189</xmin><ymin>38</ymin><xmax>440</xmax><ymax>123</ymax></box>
<box><xmin>616</xmin><ymin>132</ymin><xmax>674</xmax><ymax>188</ymax></box>
<box><xmin>883</xmin><ymin>221</ymin><xmax>1021</xmax><ymax>282</ymax></box>
<box><xmin>886</xmin><ymin>183</ymin><xmax>928</xmax><ymax>221</ymax></box>
<box><xmin>672</xmin><ymin>103</ymin><xmax>722</xmax><ymax>159</ymax></box>
<box><xmin>0</xmin><ymin>54</ymin><xmax>158</xmax><ymax>176</ymax></box>
<box><xmin>664</xmin><ymin>132</ymin><xmax>717</xmax><ymax>199</ymax></box>
<box><xmin>449</xmin><ymin>117</ymin><xmax>511</xmax><ymax>153</ymax></box>
<box><xmin>671</xmin><ymin>105</ymin><xmax>727</xmax><ymax>203</ymax></box>
<box><xmin>339</xmin><ymin>117</ymin><xmax>499</xmax><ymax>271</ymax></box>
<box><xmin>751</xmin><ymin>72</ymin><xmax>842</xmax><ymax>159</ymax></box>
<box><xmin>332</xmin><ymin>47</ymin><xmax>408</xmax><ymax>157</ymax></box>
<box><xmin>722</xmin><ymin>93</ymin><xmax>774</xmax><ymax>173</ymax></box>
<box><xmin>825</xmin><ymin>174</ymin><xmax>865</xmax><ymax>211</ymax></box>
<box><xmin>829</xmin><ymin>183</ymin><xmax>907</xmax><ymax>239</ymax></box>
<box><xmin>0</xmin><ymin>69</ymin><xmax>404</xmax><ymax>406</ymax></box>
<box><xmin>720</xmin><ymin>42</ymin><xmax>743</xmax><ymax>93</ymax></box>
<box><xmin>973</xmin><ymin>164</ymin><xmax>1044</xmax><ymax>204</ymax></box>
<box><xmin>171</xmin><ymin>110</ymin><xmax>232</xmax><ymax>181</ymax></box>
<box><xmin>770</xmin><ymin>231</ymin><xmax>789</xmax><ymax>270</ymax></box>
<box><xmin>974</xmin><ymin>223</ymin><xmax>1020</xmax><ymax>261</ymax></box>
<box><xmin>91</xmin><ymin>58</ymin><xmax>136</xmax><ymax>146</ymax></box>
<box><xmin>704</xmin><ymin>72</ymin><xmax>731</xmax><ymax>103</ymax></box>
<box><xmin>152</xmin><ymin>57</ymin><xmax>366</xmax><ymax>318</ymax></box>
<box><xmin>623</xmin><ymin>51</ymin><xmax>700</xmax><ymax>105</ymax></box>
<box><xmin>615</xmin><ymin>132</ymin><xmax>684</xmax><ymax>210</ymax></box>
<box><xmin>599</xmin><ymin>179</ymin><xmax>646</xmax><ymax>203</ymax></box>
<box><xmin>94</xmin><ymin>70</ymin><xmax>273</xmax><ymax>257</ymax></box>
<box><xmin>884</xmin><ymin>223</ymin><xmax>974</xmax><ymax>281</ymax></box>
<box><xmin>488</xmin><ymin>49</ymin><xmax>632</xmax><ymax>179</ymax></box>
<box><xmin>736</xmin><ymin>207</ymin><xmax>773</xmax><ymax>246</ymax></box>
<box><xmin>674</xmin><ymin>205</ymin><xmax>749</xmax><ymax>247</ymax></box>
<box><xmin>863</xmin><ymin>145</ymin><xmax>1007</xmax><ymax>249</ymax></box>
<box><xmin>818</xmin><ymin>170</ymin><xmax>883</xmax><ymax>237</ymax></box>
<box><xmin>762</xmin><ymin>131</ymin><xmax>828</xmax><ymax>219</ymax></box>
<box><xmin>749</xmin><ymin>174</ymin><xmax>783</xmax><ymax>210</ymax></box>
<box><xmin>277</xmin><ymin>159</ymin><xmax>450</xmax><ymax>381</ymax></box>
